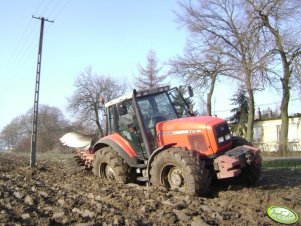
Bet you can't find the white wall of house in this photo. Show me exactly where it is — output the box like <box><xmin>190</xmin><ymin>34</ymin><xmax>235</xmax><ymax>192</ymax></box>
<box><xmin>253</xmin><ymin>116</ymin><xmax>301</xmax><ymax>152</ymax></box>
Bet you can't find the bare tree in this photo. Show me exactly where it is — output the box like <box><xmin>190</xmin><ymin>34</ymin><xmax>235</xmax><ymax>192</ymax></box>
<box><xmin>0</xmin><ymin>105</ymin><xmax>69</xmax><ymax>152</ymax></box>
<box><xmin>37</xmin><ymin>105</ymin><xmax>69</xmax><ymax>152</ymax></box>
<box><xmin>169</xmin><ymin>44</ymin><xmax>223</xmax><ymax>116</ymax></box>
<box><xmin>178</xmin><ymin>0</ymin><xmax>270</xmax><ymax>141</ymax></box>
<box><xmin>292</xmin><ymin>58</ymin><xmax>301</xmax><ymax>99</ymax></box>
<box><xmin>135</xmin><ymin>49</ymin><xmax>166</xmax><ymax>90</ymax></box>
<box><xmin>197</xmin><ymin>97</ymin><xmax>209</xmax><ymax>116</ymax></box>
<box><xmin>67</xmin><ymin>67</ymin><xmax>126</xmax><ymax>137</ymax></box>
<box><xmin>1</xmin><ymin>116</ymin><xmax>27</xmax><ymax>150</ymax></box>
<box><xmin>0</xmin><ymin>112</ymin><xmax>32</xmax><ymax>151</ymax></box>
<box><xmin>246</xmin><ymin>0</ymin><xmax>301</xmax><ymax>155</ymax></box>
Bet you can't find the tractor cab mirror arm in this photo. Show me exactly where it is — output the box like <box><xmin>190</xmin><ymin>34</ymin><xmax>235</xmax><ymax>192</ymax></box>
<box><xmin>188</xmin><ymin>86</ymin><xmax>194</xmax><ymax>97</ymax></box>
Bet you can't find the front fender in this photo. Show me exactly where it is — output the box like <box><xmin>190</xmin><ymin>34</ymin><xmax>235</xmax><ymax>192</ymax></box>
<box><xmin>147</xmin><ymin>143</ymin><xmax>176</xmax><ymax>178</ymax></box>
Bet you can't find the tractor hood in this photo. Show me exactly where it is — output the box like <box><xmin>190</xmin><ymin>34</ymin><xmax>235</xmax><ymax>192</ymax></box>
<box><xmin>155</xmin><ymin>116</ymin><xmax>228</xmax><ymax>156</ymax></box>
<box><xmin>156</xmin><ymin>116</ymin><xmax>226</xmax><ymax>132</ymax></box>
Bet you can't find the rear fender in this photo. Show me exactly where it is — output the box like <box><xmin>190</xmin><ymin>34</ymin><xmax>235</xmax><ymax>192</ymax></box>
<box><xmin>93</xmin><ymin>133</ymin><xmax>138</xmax><ymax>167</ymax></box>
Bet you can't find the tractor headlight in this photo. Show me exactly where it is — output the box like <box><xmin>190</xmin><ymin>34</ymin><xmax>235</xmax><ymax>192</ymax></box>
<box><xmin>225</xmin><ymin>134</ymin><xmax>231</xmax><ymax>140</ymax></box>
<box><xmin>218</xmin><ymin>136</ymin><xmax>224</xmax><ymax>143</ymax></box>
<box><xmin>214</xmin><ymin>123</ymin><xmax>231</xmax><ymax>147</ymax></box>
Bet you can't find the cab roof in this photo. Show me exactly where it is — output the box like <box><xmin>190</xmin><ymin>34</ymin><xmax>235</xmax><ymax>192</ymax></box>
<box><xmin>104</xmin><ymin>86</ymin><xmax>170</xmax><ymax>108</ymax></box>
<box><xmin>104</xmin><ymin>93</ymin><xmax>132</xmax><ymax>108</ymax></box>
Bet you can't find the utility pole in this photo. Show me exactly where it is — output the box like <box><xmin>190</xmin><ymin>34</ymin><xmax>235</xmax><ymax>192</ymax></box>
<box><xmin>30</xmin><ymin>16</ymin><xmax>54</xmax><ymax>167</ymax></box>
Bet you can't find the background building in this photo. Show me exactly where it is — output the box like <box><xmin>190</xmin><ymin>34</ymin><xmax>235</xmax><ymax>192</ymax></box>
<box><xmin>253</xmin><ymin>115</ymin><xmax>301</xmax><ymax>152</ymax></box>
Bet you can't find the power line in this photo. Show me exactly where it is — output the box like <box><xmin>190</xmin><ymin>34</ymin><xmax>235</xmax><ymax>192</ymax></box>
<box><xmin>3</xmin><ymin>0</ymin><xmax>46</xmax><ymax>76</ymax></box>
<box><xmin>214</xmin><ymin>98</ymin><xmax>300</xmax><ymax>113</ymax></box>
<box><xmin>33</xmin><ymin>0</ymin><xmax>45</xmax><ymax>15</ymax></box>
<box><xmin>255</xmin><ymin>98</ymin><xmax>300</xmax><ymax>108</ymax></box>
<box><xmin>39</xmin><ymin>0</ymin><xmax>55</xmax><ymax>16</ymax></box>
<box><xmin>5</xmin><ymin>0</ymin><xmax>71</xmax><ymax>77</ymax></box>
<box><xmin>47</xmin><ymin>0</ymin><xmax>65</xmax><ymax>19</ymax></box>
<box><xmin>44</xmin><ymin>0</ymin><xmax>72</xmax><ymax>34</ymax></box>
<box><xmin>3</xmin><ymin>21</ymin><xmax>32</xmax><ymax>74</ymax></box>
<box><xmin>52</xmin><ymin>0</ymin><xmax>72</xmax><ymax>21</ymax></box>
<box><xmin>10</xmin><ymin>28</ymin><xmax>39</xmax><ymax>76</ymax></box>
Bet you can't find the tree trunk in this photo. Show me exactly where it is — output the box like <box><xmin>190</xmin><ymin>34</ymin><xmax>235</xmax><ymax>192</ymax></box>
<box><xmin>247</xmin><ymin>90</ymin><xmax>255</xmax><ymax>142</ymax></box>
<box><xmin>95</xmin><ymin>107</ymin><xmax>104</xmax><ymax>137</ymax></box>
<box><xmin>278</xmin><ymin>74</ymin><xmax>290</xmax><ymax>156</ymax></box>
<box><xmin>259</xmin><ymin>12</ymin><xmax>291</xmax><ymax>156</ymax></box>
<box><xmin>246</xmin><ymin>79</ymin><xmax>254</xmax><ymax>142</ymax></box>
<box><xmin>206</xmin><ymin>72</ymin><xmax>217</xmax><ymax>116</ymax></box>
<box><xmin>96</xmin><ymin>120</ymin><xmax>104</xmax><ymax>138</ymax></box>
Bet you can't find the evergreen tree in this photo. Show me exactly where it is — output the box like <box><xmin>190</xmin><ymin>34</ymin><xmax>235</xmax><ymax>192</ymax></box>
<box><xmin>229</xmin><ymin>87</ymin><xmax>249</xmax><ymax>137</ymax></box>
<box><xmin>135</xmin><ymin>50</ymin><xmax>165</xmax><ymax>90</ymax></box>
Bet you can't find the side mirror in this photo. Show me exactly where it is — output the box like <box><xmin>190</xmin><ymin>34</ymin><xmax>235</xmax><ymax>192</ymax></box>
<box><xmin>188</xmin><ymin>86</ymin><xmax>194</xmax><ymax>97</ymax></box>
<box><xmin>118</xmin><ymin>103</ymin><xmax>128</xmax><ymax>116</ymax></box>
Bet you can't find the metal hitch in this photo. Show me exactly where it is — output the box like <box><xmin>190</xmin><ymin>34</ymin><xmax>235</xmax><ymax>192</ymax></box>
<box><xmin>214</xmin><ymin>145</ymin><xmax>261</xmax><ymax>179</ymax></box>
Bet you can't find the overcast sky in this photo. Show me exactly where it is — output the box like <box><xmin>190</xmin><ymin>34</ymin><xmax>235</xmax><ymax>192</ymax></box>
<box><xmin>0</xmin><ymin>0</ymin><xmax>300</xmax><ymax>131</ymax></box>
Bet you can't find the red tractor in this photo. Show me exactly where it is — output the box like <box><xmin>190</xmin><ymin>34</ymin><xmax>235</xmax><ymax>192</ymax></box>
<box><xmin>61</xmin><ymin>86</ymin><xmax>261</xmax><ymax>195</ymax></box>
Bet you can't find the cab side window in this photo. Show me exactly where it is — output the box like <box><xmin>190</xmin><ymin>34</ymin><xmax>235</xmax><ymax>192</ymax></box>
<box><xmin>117</xmin><ymin>101</ymin><xmax>135</xmax><ymax>132</ymax></box>
<box><xmin>108</xmin><ymin>106</ymin><xmax>117</xmax><ymax>133</ymax></box>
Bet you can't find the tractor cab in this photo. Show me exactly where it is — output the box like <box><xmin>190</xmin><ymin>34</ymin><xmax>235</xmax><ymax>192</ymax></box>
<box><xmin>104</xmin><ymin>86</ymin><xmax>193</xmax><ymax>159</ymax></box>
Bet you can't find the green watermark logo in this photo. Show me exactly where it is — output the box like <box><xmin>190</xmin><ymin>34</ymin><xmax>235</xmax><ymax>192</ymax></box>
<box><xmin>267</xmin><ymin>206</ymin><xmax>299</xmax><ymax>224</ymax></box>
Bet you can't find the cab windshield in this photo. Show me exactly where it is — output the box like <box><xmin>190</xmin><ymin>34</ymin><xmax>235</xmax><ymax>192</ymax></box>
<box><xmin>137</xmin><ymin>92</ymin><xmax>178</xmax><ymax>130</ymax></box>
<box><xmin>137</xmin><ymin>88</ymin><xmax>192</xmax><ymax>129</ymax></box>
<box><xmin>167</xmin><ymin>88</ymin><xmax>191</xmax><ymax>117</ymax></box>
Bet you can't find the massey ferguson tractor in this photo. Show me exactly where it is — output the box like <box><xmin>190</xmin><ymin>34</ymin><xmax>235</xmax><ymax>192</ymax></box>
<box><xmin>60</xmin><ymin>86</ymin><xmax>262</xmax><ymax>195</ymax></box>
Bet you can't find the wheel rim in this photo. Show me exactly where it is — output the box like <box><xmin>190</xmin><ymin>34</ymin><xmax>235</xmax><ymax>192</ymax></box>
<box><xmin>161</xmin><ymin>165</ymin><xmax>185</xmax><ymax>190</ymax></box>
<box><xmin>100</xmin><ymin>163</ymin><xmax>116</xmax><ymax>180</ymax></box>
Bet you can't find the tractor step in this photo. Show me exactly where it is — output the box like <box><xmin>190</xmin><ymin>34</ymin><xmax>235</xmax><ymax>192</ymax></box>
<box><xmin>137</xmin><ymin>176</ymin><xmax>148</xmax><ymax>182</ymax></box>
<box><xmin>135</xmin><ymin>164</ymin><xmax>147</xmax><ymax>168</ymax></box>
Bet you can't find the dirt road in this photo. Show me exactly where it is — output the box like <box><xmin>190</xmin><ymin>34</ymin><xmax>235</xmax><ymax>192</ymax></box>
<box><xmin>0</xmin><ymin>152</ymin><xmax>300</xmax><ymax>225</ymax></box>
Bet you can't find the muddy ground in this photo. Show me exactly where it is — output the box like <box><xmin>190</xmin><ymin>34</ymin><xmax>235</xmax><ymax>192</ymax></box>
<box><xmin>0</xmin><ymin>152</ymin><xmax>300</xmax><ymax>226</ymax></box>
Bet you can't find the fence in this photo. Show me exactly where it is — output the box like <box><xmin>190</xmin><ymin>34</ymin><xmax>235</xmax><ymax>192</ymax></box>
<box><xmin>253</xmin><ymin>142</ymin><xmax>301</xmax><ymax>152</ymax></box>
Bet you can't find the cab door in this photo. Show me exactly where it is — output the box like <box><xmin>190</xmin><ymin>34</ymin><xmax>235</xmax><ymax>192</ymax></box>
<box><xmin>110</xmin><ymin>100</ymin><xmax>147</xmax><ymax>159</ymax></box>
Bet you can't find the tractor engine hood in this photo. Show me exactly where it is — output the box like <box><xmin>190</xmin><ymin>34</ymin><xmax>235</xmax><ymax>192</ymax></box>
<box><xmin>155</xmin><ymin>116</ymin><xmax>228</xmax><ymax>156</ymax></box>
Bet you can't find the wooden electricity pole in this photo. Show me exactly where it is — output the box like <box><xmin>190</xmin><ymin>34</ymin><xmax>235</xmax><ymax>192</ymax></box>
<box><xmin>30</xmin><ymin>16</ymin><xmax>54</xmax><ymax>167</ymax></box>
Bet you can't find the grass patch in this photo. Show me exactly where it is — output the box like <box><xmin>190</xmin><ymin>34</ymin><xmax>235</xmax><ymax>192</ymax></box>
<box><xmin>262</xmin><ymin>158</ymin><xmax>301</xmax><ymax>169</ymax></box>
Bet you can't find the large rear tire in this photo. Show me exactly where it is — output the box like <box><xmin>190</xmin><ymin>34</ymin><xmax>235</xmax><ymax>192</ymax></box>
<box><xmin>92</xmin><ymin>146</ymin><xmax>131</xmax><ymax>183</ymax></box>
<box><xmin>231</xmin><ymin>137</ymin><xmax>261</xmax><ymax>185</ymax></box>
<box><xmin>149</xmin><ymin>148</ymin><xmax>211</xmax><ymax>195</ymax></box>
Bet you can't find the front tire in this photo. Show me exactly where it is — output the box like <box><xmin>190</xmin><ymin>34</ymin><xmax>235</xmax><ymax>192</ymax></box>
<box><xmin>149</xmin><ymin>148</ymin><xmax>211</xmax><ymax>195</ymax></box>
<box><xmin>92</xmin><ymin>146</ymin><xmax>130</xmax><ymax>183</ymax></box>
<box><xmin>238</xmin><ymin>163</ymin><xmax>261</xmax><ymax>185</ymax></box>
